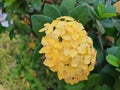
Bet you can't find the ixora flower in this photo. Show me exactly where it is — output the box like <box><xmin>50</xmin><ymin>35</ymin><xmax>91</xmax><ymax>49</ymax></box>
<box><xmin>39</xmin><ymin>16</ymin><xmax>97</xmax><ymax>84</ymax></box>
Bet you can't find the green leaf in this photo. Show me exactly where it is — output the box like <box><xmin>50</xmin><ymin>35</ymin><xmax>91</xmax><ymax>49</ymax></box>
<box><xmin>116</xmin><ymin>37</ymin><xmax>120</xmax><ymax>46</ymax></box>
<box><xmin>100</xmin><ymin>19</ymin><xmax>114</xmax><ymax>28</ymax></box>
<box><xmin>85</xmin><ymin>74</ymin><xmax>101</xmax><ymax>88</ymax></box>
<box><xmin>94</xmin><ymin>0</ymin><xmax>105</xmax><ymax>9</ymax></box>
<box><xmin>60</xmin><ymin>6</ymin><xmax>68</xmax><ymax>16</ymax></box>
<box><xmin>106</xmin><ymin>55</ymin><xmax>119</xmax><ymax>67</ymax></box>
<box><xmin>4</xmin><ymin>0</ymin><xmax>15</xmax><ymax>7</ymax></box>
<box><xmin>60</xmin><ymin>0</ymin><xmax>76</xmax><ymax>11</ymax></box>
<box><xmin>112</xmin><ymin>19</ymin><xmax>120</xmax><ymax>32</ymax></box>
<box><xmin>100</xmin><ymin>65</ymin><xmax>117</xmax><ymax>86</ymax></box>
<box><xmin>31</xmin><ymin>15</ymin><xmax>53</xmax><ymax>37</ymax></box>
<box><xmin>102</xmin><ymin>13</ymin><xmax>116</xmax><ymax>19</ymax></box>
<box><xmin>105</xmin><ymin>6</ymin><xmax>116</xmax><ymax>13</ymax></box>
<box><xmin>57</xmin><ymin>80</ymin><xmax>66</xmax><ymax>90</ymax></box>
<box><xmin>116</xmin><ymin>68</ymin><xmax>120</xmax><ymax>72</ymax></box>
<box><xmin>78</xmin><ymin>0</ymin><xmax>96</xmax><ymax>4</ymax></box>
<box><xmin>30</xmin><ymin>0</ymin><xmax>41</xmax><ymax>11</ymax></box>
<box><xmin>64</xmin><ymin>82</ymin><xmax>85</xmax><ymax>90</ymax></box>
<box><xmin>94</xmin><ymin>84</ymin><xmax>111</xmax><ymax>90</ymax></box>
<box><xmin>102</xmin><ymin>84</ymin><xmax>111</xmax><ymax>90</ymax></box>
<box><xmin>107</xmin><ymin>46</ymin><xmax>120</xmax><ymax>60</ymax></box>
<box><xmin>105</xmin><ymin>28</ymin><xmax>117</xmax><ymax>37</ymax></box>
<box><xmin>97</xmin><ymin>1</ymin><xmax>105</xmax><ymax>16</ymax></box>
<box><xmin>107</xmin><ymin>47</ymin><xmax>118</xmax><ymax>57</ymax></box>
<box><xmin>95</xmin><ymin>19</ymin><xmax>105</xmax><ymax>34</ymax></box>
<box><xmin>104</xmin><ymin>5</ymin><xmax>116</xmax><ymax>18</ymax></box>
<box><xmin>60</xmin><ymin>0</ymin><xmax>76</xmax><ymax>15</ymax></box>
<box><xmin>20</xmin><ymin>24</ymin><xmax>31</xmax><ymax>34</ymax></box>
<box><xmin>68</xmin><ymin>5</ymin><xmax>89</xmax><ymax>25</ymax></box>
<box><xmin>100</xmin><ymin>64</ymin><xmax>118</xmax><ymax>77</ymax></box>
<box><xmin>95</xmin><ymin>1</ymin><xmax>116</xmax><ymax>19</ymax></box>
<box><xmin>89</xmin><ymin>5</ymin><xmax>99</xmax><ymax>19</ymax></box>
<box><xmin>44</xmin><ymin>4</ymin><xmax>61</xmax><ymax>19</ymax></box>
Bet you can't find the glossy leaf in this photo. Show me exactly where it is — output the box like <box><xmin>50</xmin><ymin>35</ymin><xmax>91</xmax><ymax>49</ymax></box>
<box><xmin>95</xmin><ymin>1</ymin><xmax>116</xmax><ymax>19</ymax></box>
<box><xmin>68</xmin><ymin>5</ymin><xmax>89</xmax><ymax>25</ymax></box>
<box><xmin>30</xmin><ymin>0</ymin><xmax>41</xmax><ymax>11</ymax></box>
<box><xmin>101</xmin><ymin>13</ymin><xmax>116</xmax><ymax>19</ymax></box>
<box><xmin>97</xmin><ymin>1</ymin><xmax>104</xmax><ymax>17</ymax></box>
<box><xmin>31</xmin><ymin>15</ymin><xmax>53</xmax><ymax>37</ymax></box>
<box><xmin>60</xmin><ymin>0</ymin><xmax>76</xmax><ymax>11</ymax></box>
<box><xmin>44</xmin><ymin>4</ymin><xmax>61</xmax><ymax>19</ymax></box>
<box><xmin>106</xmin><ymin>55</ymin><xmax>119</xmax><ymax>67</ymax></box>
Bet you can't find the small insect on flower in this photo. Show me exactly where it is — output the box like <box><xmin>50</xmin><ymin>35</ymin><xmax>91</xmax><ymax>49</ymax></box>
<box><xmin>39</xmin><ymin>16</ymin><xmax>97</xmax><ymax>84</ymax></box>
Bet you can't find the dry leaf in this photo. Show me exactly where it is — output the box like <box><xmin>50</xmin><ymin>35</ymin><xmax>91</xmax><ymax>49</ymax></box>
<box><xmin>105</xmin><ymin>36</ymin><xmax>114</xmax><ymax>43</ymax></box>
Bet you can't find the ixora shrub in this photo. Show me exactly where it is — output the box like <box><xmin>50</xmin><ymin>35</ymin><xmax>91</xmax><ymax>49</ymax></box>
<box><xmin>39</xmin><ymin>16</ymin><xmax>97</xmax><ymax>84</ymax></box>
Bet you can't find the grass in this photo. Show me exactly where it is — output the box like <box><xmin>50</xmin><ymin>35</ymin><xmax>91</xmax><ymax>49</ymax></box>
<box><xmin>0</xmin><ymin>32</ymin><xmax>27</xmax><ymax>90</ymax></box>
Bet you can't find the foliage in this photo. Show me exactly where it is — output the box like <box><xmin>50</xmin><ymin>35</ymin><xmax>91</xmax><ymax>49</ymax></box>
<box><xmin>0</xmin><ymin>0</ymin><xmax>120</xmax><ymax>90</ymax></box>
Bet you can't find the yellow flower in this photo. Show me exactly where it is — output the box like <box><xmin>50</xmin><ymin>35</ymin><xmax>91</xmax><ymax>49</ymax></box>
<box><xmin>28</xmin><ymin>41</ymin><xmax>36</xmax><ymax>49</ymax></box>
<box><xmin>39</xmin><ymin>16</ymin><xmax>97</xmax><ymax>84</ymax></box>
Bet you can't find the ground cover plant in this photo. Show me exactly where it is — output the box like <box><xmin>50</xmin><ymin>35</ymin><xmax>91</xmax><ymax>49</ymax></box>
<box><xmin>0</xmin><ymin>0</ymin><xmax>120</xmax><ymax>90</ymax></box>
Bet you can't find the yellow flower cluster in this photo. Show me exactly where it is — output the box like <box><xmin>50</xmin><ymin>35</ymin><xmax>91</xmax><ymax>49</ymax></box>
<box><xmin>39</xmin><ymin>16</ymin><xmax>97</xmax><ymax>84</ymax></box>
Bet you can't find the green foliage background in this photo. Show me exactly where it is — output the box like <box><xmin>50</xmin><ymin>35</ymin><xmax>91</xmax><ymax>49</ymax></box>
<box><xmin>0</xmin><ymin>0</ymin><xmax>120</xmax><ymax>90</ymax></box>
